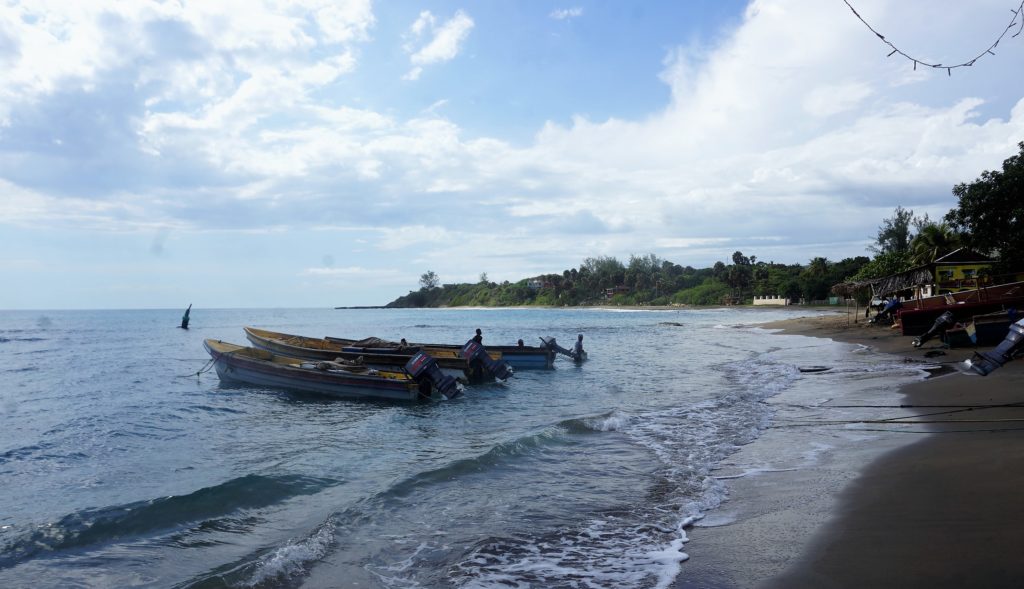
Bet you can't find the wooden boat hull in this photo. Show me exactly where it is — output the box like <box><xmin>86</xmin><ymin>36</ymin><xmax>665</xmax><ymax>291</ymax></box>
<box><xmin>970</xmin><ymin>310</ymin><xmax>1019</xmax><ymax>346</ymax></box>
<box><xmin>898</xmin><ymin>281</ymin><xmax>1024</xmax><ymax>336</ymax></box>
<box><xmin>203</xmin><ymin>339</ymin><xmax>427</xmax><ymax>401</ymax></box>
<box><xmin>331</xmin><ymin>337</ymin><xmax>555</xmax><ymax>369</ymax></box>
<box><xmin>244</xmin><ymin>327</ymin><xmax>481</xmax><ymax>383</ymax></box>
<box><xmin>488</xmin><ymin>346</ymin><xmax>555</xmax><ymax>369</ymax></box>
<box><xmin>900</xmin><ymin>300</ymin><xmax>1024</xmax><ymax>336</ymax></box>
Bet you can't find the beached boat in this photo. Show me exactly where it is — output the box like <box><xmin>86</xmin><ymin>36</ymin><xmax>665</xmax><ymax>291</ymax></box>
<box><xmin>202</xmin><ymin>339</ymin><xmax>460</xmax><ymax>401</ymax></box>
<box><xmin>969</xmin><ymin>310</ymin><xmax>1020</xmax><ymax>345</ymax></box>
<box><xmin>326</xmin><ymin>335</ymin><xmax>557</xmax><ymax>370</ymax></box>
<box><xmin>966</xmin><ymin>317</ymin><xmax>1024</xmax><ymax>376</ymax></box>
<box><xmin>897</xmin><ymin>281</ymin><xmax>1024</xmax><ymax>336</ymax></box>
<box><xmin>243</xmin><ymin>327</ymin><xmax>511</xmax><ymax>383</ymax></box>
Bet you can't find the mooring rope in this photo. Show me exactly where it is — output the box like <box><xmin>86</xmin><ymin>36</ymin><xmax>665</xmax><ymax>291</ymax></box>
<box><xmin>176</xmin><ymin>357</ymin><xmax>217</xmax><ymax>378</ymax></box>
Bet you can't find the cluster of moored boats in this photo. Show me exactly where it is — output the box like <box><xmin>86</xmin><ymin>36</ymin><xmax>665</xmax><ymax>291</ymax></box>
<box><xmin>202</xmin><ymin>327</ymin><xmax>588</xmax><ymax>401</ymax></box>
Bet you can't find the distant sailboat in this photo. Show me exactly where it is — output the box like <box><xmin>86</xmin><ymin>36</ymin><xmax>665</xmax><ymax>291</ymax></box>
<box><xmin>179</xmin><ymin>304</ymin><xmax>192</xmax><ymax>329</ymax></box>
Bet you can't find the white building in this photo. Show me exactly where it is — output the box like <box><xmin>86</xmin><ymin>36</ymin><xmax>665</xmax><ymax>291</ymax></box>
<box><xmin>752</xmin><ymin>295</ymin><xmax>790</xmax><ymax>306</ymax></box>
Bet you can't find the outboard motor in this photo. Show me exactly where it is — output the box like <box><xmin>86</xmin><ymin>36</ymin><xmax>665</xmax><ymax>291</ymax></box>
<box><xmin>870</xmin><ymin>299</ymin><xmax>902</xmax><ymax>324</ymax></box>
<box><xmin>913</xmin><ymin>311</ymin><xmax>955</xmax><ymax>348</ymax></box>
<box><xmin>461</xmin><ymin>340</ymin><xmax>514</xmax><ymax>381</ymax></box>
<box><xmin>405</xmin><ymin>352</ymin><xmax>462</xmax><ymax>398</ymax></box>
<box><xmin>539</xmin><ymin>336</ymin><xmax>586</xmax><ymax>362</ymax></box>
<box><xmin>966</xmin><ymin>318</ymin><xmax>1024</xmax><ymax>376</ymax></box>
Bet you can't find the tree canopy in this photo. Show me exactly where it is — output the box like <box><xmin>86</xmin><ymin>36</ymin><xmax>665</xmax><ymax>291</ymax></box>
<box><xmin>945</xmin><ymin>141</ymin><xmax>1024</xmax><ymax>270</ymax></box>
<box><xmin>870</xmin><ymin>205</ymin><xmax>915</xmax><ymax>255</ymax></box>
<box><xmin>419</xmin><ymin>271</ymin><xmax>439</xmax><ymax>290</ymax></box>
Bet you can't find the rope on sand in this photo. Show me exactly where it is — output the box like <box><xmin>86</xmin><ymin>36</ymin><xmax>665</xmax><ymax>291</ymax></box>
<box><xmin>850</xmin><ymin>426</ymin><xmax>1024</xmax><ymax>434</ymax></box>
<box><xmin>771</xmin><ymin>401</ymin><xmax>1024</xmax><ymax>423</ymax></box>
<box><xmin>773</xmin><ymin>402</ymin><xmax>1024</xmax><ymax>410</ymax></box>
<box><xmin>773</xmin><ymin>417</ymin><xmax>1024</xmax><ymax>427</ymax></box>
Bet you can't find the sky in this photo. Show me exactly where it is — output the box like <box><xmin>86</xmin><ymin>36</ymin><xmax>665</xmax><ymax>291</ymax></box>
<box><xmin>1</xmin><ymin>0</ymin><xmax>1023</xmax><ymax>310</ymax></box>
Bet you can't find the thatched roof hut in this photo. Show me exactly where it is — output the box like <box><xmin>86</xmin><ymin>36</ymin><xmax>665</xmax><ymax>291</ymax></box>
<box><xmin>832</xmin><ymin>266</ymin><xmax>934</xmax><ymax>298</ymax></box>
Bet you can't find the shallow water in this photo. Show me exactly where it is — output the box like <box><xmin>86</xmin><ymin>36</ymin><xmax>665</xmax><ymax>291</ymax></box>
<box><xmin>0</xmin><ymin>307</ymin><xmax>925</xmax><ymax>588</ymax></box>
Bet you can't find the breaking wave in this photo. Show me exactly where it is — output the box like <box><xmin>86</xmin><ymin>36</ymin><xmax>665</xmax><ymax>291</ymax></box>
<box><xmin>0</xmin><ymin>474</ymin><xmax>337</xmax><ymax>568</ymax></box>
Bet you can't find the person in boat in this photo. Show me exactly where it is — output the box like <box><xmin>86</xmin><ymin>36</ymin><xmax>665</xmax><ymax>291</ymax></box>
<box><xmin>472</xmin><ymin>329</ymin><xmax>483</xmax><ymax>344</ymax></box>
<box><xmin>399</xmin><ymin>338</ymin><xmax>409</xmax><ymax>350</ymax></box>
<box><xmin>517</xmin><ymin>339</ymin><xmax>524</xmax><ymax>347</ymax></box>
<box><xmin>573</xmin><ymin>334</ymin><xmax>585</xmax><ymax>358</ymax></box>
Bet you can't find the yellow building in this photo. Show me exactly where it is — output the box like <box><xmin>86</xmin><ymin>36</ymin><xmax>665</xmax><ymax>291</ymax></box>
<box><xmin>930</xmin><ymin>248</ymin><xmax>994</xmax><ymax>295</ymax></box>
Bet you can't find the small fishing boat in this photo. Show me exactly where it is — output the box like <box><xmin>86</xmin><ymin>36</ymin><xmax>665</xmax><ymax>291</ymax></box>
<box><xmin>326</xmin><ymin>335</ymin><xmax>557</xmax><ymax>370</ymax></box>
<box><xmin>243</xmin><ymin>327</ymin><xmax>512</xmax><ymax>383</ymax></box>
<box><xmin>203</xmin><ymin>339</ymin><xmax>460</xmax><ymax>401</ymax></box>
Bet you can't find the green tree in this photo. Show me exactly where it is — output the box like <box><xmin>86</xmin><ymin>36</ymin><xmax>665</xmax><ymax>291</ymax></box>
<box><xmin>581</xmin><ymin>256</ymin><xmax>626</xmax><ymax>290</ymax></box>
<box><xmin>798</xmin><ymin>257</ymin><xmax>832</xmax><ymax>301</ymax></box>
<box><xmin>850</xmin><ymin>251</ymin><xmax>915</xmax><ymax>282</ymax></box>
<box><xmin>727</xmin><ymin>251</ymin><xmax>752</xmax><ymax>298</ymax></box>
<box><xmin>419</xmin><ymin>271</ymin><xmax>439</xmax><ymax>290</ymax></box>
<box><xmin>945</xmin><ymin>141</ymin><xmax>1024</xmax><ymax>268</ymax></box>
<box><xmin>909</xmin><ymin>221</ymin><xmax>960</xmax><ymax>266</ymax></box>
<box><xmin>870</xmin><ymin>206</ymin><xmax>915</xmax><ymax>256</ymax></box>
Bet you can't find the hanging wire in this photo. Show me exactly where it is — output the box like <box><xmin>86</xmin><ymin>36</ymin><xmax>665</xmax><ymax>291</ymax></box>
<box><xmin>843</xmin><ymin>0</ymin><xmax>1024</xmax><ymax>74</ymax></box>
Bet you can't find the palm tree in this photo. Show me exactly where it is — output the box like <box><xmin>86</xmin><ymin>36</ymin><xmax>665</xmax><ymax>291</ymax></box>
<box><xmin>909</xmin><ymin>222</ymin><xmax>960</xmax><ymax>265</ymax></box>
<box><xmin>806</xmin><ymin>256</ymin><xmax>830</xmax><ymax>276</ymax></box>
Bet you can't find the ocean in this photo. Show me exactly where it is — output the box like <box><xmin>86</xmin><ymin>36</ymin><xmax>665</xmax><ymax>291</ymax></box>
<box><xmin>0</xmin><ymin>307</ymin><xmax>932</xmax><ymax>588</ymax></box>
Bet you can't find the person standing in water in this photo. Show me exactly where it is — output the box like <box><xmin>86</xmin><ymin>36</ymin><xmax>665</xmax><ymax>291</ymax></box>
<box><xmin>572</xmin><ymin>334</ymin><xmax>586</xmax><ymax>359</ymax></box>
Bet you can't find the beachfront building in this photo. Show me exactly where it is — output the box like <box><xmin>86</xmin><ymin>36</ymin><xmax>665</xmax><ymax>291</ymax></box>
<box><xmin>929</xmin><ymin>248</ymin><xmax>996</xmax><ymax>296</ymax></box>
<box><xmin>832</xmin><ymin>248</ymin><xmax>1023</xmax><ymax>302</ymax></box>
<box><xmin>753</xmin><ymin>295</ymin><xmax>790</xmax><ymax>305</ymax></box>
<box><xmin>604</xmin><ymin>286</ymin><xmax>630</xmax><ymax>299</ymax></box>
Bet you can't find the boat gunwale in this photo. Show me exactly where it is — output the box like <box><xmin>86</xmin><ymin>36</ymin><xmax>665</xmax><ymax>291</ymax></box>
<box><xmin>204</xmin><ymin>339</ymin><xmax>420</xmax><ymax>395</ymax></box>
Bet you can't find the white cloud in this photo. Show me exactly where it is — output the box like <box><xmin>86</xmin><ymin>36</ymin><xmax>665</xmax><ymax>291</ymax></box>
<box><xmin>409</xmin><ymin>10</ymin><xmax>436</xmax><ymax>37</ymax></box>
<box><xmin>549</xmin><ymin>7</ymin><xmax>583</xmax><ymax>21</ymax></box>
<box><xmin>3</xmin><ymin>0</ymin><xmax>1024</xmax><ymax>308</ymax></box>
<box><xmin>402</xmin><ymin>66</ymin><xmax>424</xmax><ymax>81</ymax></box>
<box><xmin>303</xmin><ymin>266</ymin><xmax>399</xmax><ymax>277</ymax></box>
<box><xmin>655</xmin><ymin>237</ymin><xmax>732</xmax><ymax>249</ymax></box>
<box><xmin>802</xmin><ymin>82</ymin><xmax>874</xmax><ymax>117</ymax></box>
<box><xmin>403</xmin><ymin>10</ymin><xmax>474</xmax><ymax>80</ymax></box>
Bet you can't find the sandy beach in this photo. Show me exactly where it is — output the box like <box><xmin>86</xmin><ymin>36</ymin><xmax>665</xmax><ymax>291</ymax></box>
<box><xmin>676</xmin><ymin>310</ymin><xmax>1024</xmax><ymax>589</ymax></box>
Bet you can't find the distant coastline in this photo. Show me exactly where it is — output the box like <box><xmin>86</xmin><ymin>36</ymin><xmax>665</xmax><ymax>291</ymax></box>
<box><xmin>338</xmin><ymin>303</ymin><xmax>846</xmax><ymax>312</ymax></box>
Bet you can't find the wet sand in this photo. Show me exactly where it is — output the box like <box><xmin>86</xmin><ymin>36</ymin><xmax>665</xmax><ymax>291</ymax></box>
<box><xmin>676</xmin><ymin>310</ymin><xmax>1024</xmax><ymax>589</ymax></box>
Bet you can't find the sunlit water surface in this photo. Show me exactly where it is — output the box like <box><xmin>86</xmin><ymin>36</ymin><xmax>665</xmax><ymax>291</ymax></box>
<box><xmin>1</xmin><ymin>307</ymin><xmax>905</xmax><ymax>588</ymax></box>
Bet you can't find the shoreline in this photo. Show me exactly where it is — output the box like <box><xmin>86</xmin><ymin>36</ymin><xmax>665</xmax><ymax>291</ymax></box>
<box><xmin>675</xmin><ymin>311</ymin><xmax>1024</xmax><ymax>588</ymax></box>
